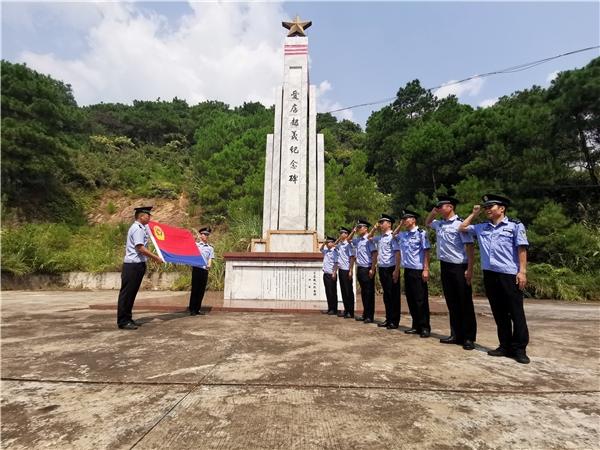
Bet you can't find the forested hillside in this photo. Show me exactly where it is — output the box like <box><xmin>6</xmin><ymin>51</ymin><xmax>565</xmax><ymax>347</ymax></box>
<box><xmin>2</xmin><ymin>59</ymin><xmax>599</xmax><ymax>299</ymax></box>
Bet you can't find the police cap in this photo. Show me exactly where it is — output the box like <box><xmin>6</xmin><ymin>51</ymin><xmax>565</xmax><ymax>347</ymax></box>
<box><xmin>134</xmin><ymin>206</ymin><xmax>153</xmax><ymax>215</ymax></box>
<box><xmin>356</xmin><ymin>218</ymin><xmax>371</xmax><ymax>228</ymax></box>
<box><xmin>436</xmin><ymin>195</ymin><xmax>459</xmax><ymax>208</ymax></box>
<box><xmin>378</xmin><ymin>213</ymin><xmax>395</xmax><ymax>224</ymax></box>
<box><xmin>401</xmin><ymin>209</ymin><xmax>420</xmax><ymax>220</ymax></box>
<box><xmin>199</xmin><ymin>227</ymin><xmax>212</xmax><ymax>235</ymax></box>
<box><xmin>481</xmin><ymin>194</ymin><xmax>511</xmax><ymax>208</ymax></box>
<box><xmin>339</xmin><ymin>226</ymin><xmax>351</xmax><ymax>234</ymax></box>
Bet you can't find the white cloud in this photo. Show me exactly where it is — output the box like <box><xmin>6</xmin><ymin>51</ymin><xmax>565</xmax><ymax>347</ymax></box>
<box><xmin>316</xmin><ymin>80</ymin><xmax>332</xmax><ymax>96</ymax></box>
<box><xmin>434</xmin><ymin>77</ymin><xmax>484</xmax><ymax>99</ymax></box>
<box><xmin>13</xmin><ymin>2</ymin><xmax>356</xmax><ymax>124</ymax></box>
<box><xmin>314</xmin><ymin>79</ymin><xmax>354</xmax><ymax>122</ymax></box>
<box><xmin>17</xmin><ymin>2</ymin><xmax>288</xmax><ymax>107</ymax></box>
<box><xmin>2</xmin><ymin>2</ymin><xmax>106</xmax><ymax>33</ymax></box>
<box><xmin>546</xmin><ymin>70</ymin><xmax>559</xmax><ymax>84</ymax></box>
<box><xmin>478</xmin><ymin>97</ymin><xmax>498</xmax><ymax>108</ymax></box>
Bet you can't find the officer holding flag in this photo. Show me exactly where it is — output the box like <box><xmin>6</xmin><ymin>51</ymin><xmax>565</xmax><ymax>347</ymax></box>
<box><xmin>116</xmin><ymin>206</ymin><xmax>162</xmax><ymax>330</ymax></box>
<box><xmin>188</xmin><ymin>227</ymin><xmax>214</xmax><ymax>316</ymax></box>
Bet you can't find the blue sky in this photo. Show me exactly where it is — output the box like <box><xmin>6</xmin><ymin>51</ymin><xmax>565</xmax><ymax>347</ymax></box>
<box><xmin>2</xmin><ymin>1</ymin><xmax>599</xmax><ymax>127</ymax></box>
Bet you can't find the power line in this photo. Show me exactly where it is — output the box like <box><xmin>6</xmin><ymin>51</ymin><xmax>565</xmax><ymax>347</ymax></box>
<box><xmin>374</xmin><ymin>184</ymin><xmax>600</xmax><ymax>191</ymax></box>
<box><xmin>326</xmin><ymin>45</ymin><xmax>600</xmax><ymax>114</ymax></box>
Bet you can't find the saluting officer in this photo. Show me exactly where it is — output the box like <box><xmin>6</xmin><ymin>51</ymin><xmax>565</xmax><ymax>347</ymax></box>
<box><xmin>425</xmin><ymin>196</ymin><xmax>477</xmax><ymax>350</ymax></box>
<box><xmin>394</xmin><ymin>210</ymin><xmax>432</xmax><ymax>338</ymax></box>
<box><xmin>188</xmin><ymin>227</ymin><xmax>215</xmax><ymax>316</ymax></box>
<box><xmin>371</xmin><ymin>214</ymin><xmax>401</xmax><ymax>329</ymax></box>
<box><xmin>320</xmin><ymin>236</ymin><xmax>339</xmax><ymax>315</ymax></box>
<box><xmin>116</xmin><ymin>206</ymin><xmax>162</xmax><ymax>330</ymax></box>
<box><xmin>348</xmin><ymin>219</ymin><xmax>378</xmax><ymax>324</ymax></box>
<box><xmin>459</xmin><ymin>194</ymin><xmax>531</xmax><ymax>364</ymax></box>
<box><xmin>335</xmin><ymin>227</ymin><xmax>356</xmax><ymax>318</ymax></box>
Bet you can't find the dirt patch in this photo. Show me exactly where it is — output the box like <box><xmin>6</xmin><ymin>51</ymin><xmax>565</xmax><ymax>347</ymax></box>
<box><xmin>86</xmin><ymin>190</ymin><xmax>199</xmax><ymax>227</ymax></box>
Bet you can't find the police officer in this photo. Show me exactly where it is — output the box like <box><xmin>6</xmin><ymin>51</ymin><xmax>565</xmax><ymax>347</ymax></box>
<box><xmin>348</xmin><ymin>219</ymin><xmax>378</xmax><ymax>324</ymax></box>
<box><xmin>320</xmin><ymin>236</ymin><xmax>339</xmax><ymax>315</ymax></box>
<box><xmin>189</xmin><ymin>227</ymin><xmax>215</xmax><ymax>316</ymax></box>
<box><xmin>425</xmin><ymin>196</ymin><xmax>477</xmax><ymax>350</ymax></box>
<box><xmin>394</xmin><ymin>210</ymin><xmax>432</xmax><ymax>338</ymax></box>
<box><xmin>371</xmin><ymin>214</ymin><xmax>401</xmax><ymax>329</ymax></box>
<box><xmin>459</xmin><ymin>194</ymin><xmax>531</xmax><ymax>364</ymax></box>
<box><xmin>335</xmin><ymin>227</ymin><xmax>356</xmax><ymax>318</ymax></box>
<box><xmin>116</xmin><ymin>206</ymin><xmax>162</xmax><ymax>330</ymax></box>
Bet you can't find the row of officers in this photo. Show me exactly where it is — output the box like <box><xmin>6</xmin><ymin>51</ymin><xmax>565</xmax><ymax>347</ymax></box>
<box><xmin>320</xmin><ymin>193</ymin><xmax>531</xmax><ymax>364</ymax></box>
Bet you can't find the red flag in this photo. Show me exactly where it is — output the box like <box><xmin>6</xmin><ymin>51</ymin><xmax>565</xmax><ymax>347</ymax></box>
<box><xmin>147</xmin><ymin>221</ymin><xmax>206</xmax><ymax>267</ymax></box>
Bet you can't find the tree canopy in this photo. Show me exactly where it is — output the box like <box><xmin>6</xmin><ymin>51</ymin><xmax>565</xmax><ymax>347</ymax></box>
<box><xmin>364</xmin><ymin>61</ymin><xmax>599</xmax><ymax>226</ymax></box>
<box><xmin>1</xmin><ymin>60</ymin><xmax>84</xmax><ymax>221</ymax></box>
<box><xmin>1</xmin><ymin>58</ymin><xmax>599</xmax><ymax>297</ymax></box>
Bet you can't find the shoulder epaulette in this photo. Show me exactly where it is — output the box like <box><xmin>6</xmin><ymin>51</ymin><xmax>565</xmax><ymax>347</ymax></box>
<box><xmin>456</xmin><ymin>216</ymin><xmax>464</xmax><ymax>221</ymax></box>
<box><xmin>417</xmin><ymin>228</ymin><xmax>424</xmax><ymax>233</ymax></box>
<box><xmin>508</xmin><ymin>218</ymin><xmax>521</xmax><ymax>224</ymax></box>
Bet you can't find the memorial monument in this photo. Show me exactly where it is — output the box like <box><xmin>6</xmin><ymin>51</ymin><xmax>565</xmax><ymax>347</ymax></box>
<box><xmin>256</xmin><ymin>15</ymin><xmax>324</xmax><ymax>252</ymax></box>
<box><xmin>223</xmin><ymin>17</ymin><xmax>352</xmax><ymax>310</ymax></box>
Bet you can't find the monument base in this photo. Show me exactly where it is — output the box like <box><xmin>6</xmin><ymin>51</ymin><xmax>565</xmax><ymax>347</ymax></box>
<box><xmin>223</xmin><ymin>252</ymin><xmax>354</xmax><ymax>311</ymax></box>
<box><xmin>251</xmin><ymin>230</ymin><xmax>319</xmax><ymax>252</ymax></box>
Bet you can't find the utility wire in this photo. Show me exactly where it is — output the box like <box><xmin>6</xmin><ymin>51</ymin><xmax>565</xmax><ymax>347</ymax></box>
<box><xmin>326</xmin><ymin>45</ymin><xmax>600</xmax><ymax>114</ymax></box>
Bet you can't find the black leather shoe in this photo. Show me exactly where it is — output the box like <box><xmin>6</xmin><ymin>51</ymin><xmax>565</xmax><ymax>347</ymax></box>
<box><xmin>487</xmin><ymin>347</ymin><xmax>510</xmax><ymax>357</ymax></box>
<box><xmin>118</xmin><ymin>323</ymin><xmax>138</xmax><ymax>330</ymax></box>
<box><xmin>440</xmin><ymin>336</ymin><xmax>459</xmax><ymax>344</ymax></box>
<box><xmin>363</xmin><ymin>318</ymin><xmax>374</xmax><ymax>324</ymax></box>
<box><xmin>513</xmin><ymin>353</ymin><xmax>531</xmax><ymax>364</ymax></box>
<box><xmin>462</xmin><ymin>340</ymin><xmax>475</xmax><ymax>350</ymax></box>
<box><xmin>377</xmin><ymin>321</ymin><xmax>389</xmax><ymax>328</ymax></box>
<box><xmin>198</xmin><ymin>311</ymin><xmax>206</xmax><ymax>315</ymax></box>
<box><xmin>355</xmin><ymin>315</ymin><xmax>365</xmax><ymax>321</ymax></box>
<box><xmin>386</xmin><ymin>323</ymin><xmax>399</xmax><ymax>329</ymax></box>
<box><xmin>344</xmin><ymin>312</ymin><xmax>354</xmax><ymax>319</ymax></box>
<box><xmin>420</xmin><ymin>329</ymin><xmax>431</xmax><ymax>338</ymax></box>
<box><xmin>337</xmin><ymin>312</ymin><xmax>345</xmax><ymax>317</ymax></box>
<box><xmin>327</xmin><ymin>311</ymin><xmax>337</xmax><ymax>316</ymax></box>
<box><xmin>404</xmin><ymin>328</ymin><xmax>419</xmax><ymax>334</ymax></box>
<box><xmin>131</xmin><ymin>320</ymin><xmax>142</xmax><ymax>326</ymax></box>
<box><xmin>321</xmin><ymin>310</ymin><xmax>331</xmax><ymax>314</ymax></box>
<box><xmin>190</xmin><ymin>311</ymin><xmax>199</xmax><ymax>316</ymax></box>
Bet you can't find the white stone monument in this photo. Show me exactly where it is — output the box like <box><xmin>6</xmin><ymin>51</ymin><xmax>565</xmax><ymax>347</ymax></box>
<box><xmin>255</xmin><ymin>16</ymin><xmax>324</xmax><ymax>253</ymax></box>
<box><xmin>224</xmin><ymin>17</ymin><xmax>353</xmax><ymax>310</ymax></box>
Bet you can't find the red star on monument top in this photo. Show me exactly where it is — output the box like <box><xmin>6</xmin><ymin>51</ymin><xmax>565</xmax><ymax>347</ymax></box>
<box><xmin>282</xmin><ymin>15</ymin><xmax>312</xmax><ymax>37</ymax></box>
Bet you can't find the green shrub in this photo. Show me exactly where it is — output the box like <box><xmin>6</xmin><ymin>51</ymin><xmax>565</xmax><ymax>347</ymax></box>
<box><xmin>527</xmin><ymin>263</ymin><xmax>600</xmax><ymax>301</ymax></box>
<box><xmin>528</xmin><ymin>202</ymin><xmax>600</xmax><ymax>273</ymax></box>
<box><xmin>145</xmin><ymin>181</ymin><xmax>179</xmax><ymax>200</ymax></box>
<box><xmin>1</xmin><ymin>223</ymin><xmax>125</xmax><ymax>274</ymax></box>
<box><xmin>171</xmin><ymin>273</ymin><xmax>192</xmax><ymax>291</ymax></box>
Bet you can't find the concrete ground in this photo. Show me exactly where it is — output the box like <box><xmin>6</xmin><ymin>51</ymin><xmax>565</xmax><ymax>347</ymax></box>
<box><xmin>1</xmin><ymin>291</ymin><xmax>599</xmax><ymax>449</ymax></box>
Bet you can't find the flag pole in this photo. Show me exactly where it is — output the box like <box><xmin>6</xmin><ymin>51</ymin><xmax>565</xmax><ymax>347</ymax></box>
<box><xmin>147</xmin><ymin>222</ymin><xmax>166</xmax><ymax>263</ymax></box>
